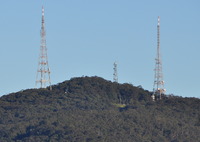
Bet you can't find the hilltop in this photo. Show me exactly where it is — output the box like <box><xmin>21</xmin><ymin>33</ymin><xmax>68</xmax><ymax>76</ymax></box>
<box><xmin>0</xmin><ymin>76</ymin><xmax>199</xmax><ymax>142</ymax></box>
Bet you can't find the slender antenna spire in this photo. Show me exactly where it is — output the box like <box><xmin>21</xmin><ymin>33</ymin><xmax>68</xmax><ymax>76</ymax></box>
<box><xmin>42</xmin><ymin>6</ymin><xmax>44</xmax><ymax>14</ymax></box>
<box><xmin>152</xmin><ymin>16</ymin><xmax>165</xmax><ymax>101</ymax></box>
<box><xmin>113</xmin><ymin>62</ymin><xmax>118</xmax><ymax>83</ymax></box>
<box><xmin>36</xmin><ymin>6</ymin><xmax>52</xmax><ymax>90</ymax></box>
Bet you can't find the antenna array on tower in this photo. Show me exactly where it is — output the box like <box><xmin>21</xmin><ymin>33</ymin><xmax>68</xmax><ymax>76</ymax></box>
<box><xmin>35</xmin><ymin>6</ymin><xmax>52</xmax><ymax>90</ymax></box>
<box><xmin>152</xmin><ymin>16</ymin><xmax>166</xmax><ymax>101</ymax></box>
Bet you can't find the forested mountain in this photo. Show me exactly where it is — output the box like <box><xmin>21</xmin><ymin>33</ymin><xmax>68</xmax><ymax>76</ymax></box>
<box><xmin>0</xmin><ymin>76</ymin><xmax>199</xmax><ymax>142</ymax></box>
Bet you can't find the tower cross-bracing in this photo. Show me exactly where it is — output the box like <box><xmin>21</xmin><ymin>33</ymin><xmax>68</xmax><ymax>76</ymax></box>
<box><xmin>36</xmin><ymin>6</ymin><xmax>52</xmax><ymax>90</ymax></box>
<box><xmin>152</xmin><ymin>16</ymin><xmax>165</xmax><ymax>101</ymax></box>
<box><xmin>113</xmin><ymin>62</ymin><xmax>118</xmax><ymax>83</ymax></box>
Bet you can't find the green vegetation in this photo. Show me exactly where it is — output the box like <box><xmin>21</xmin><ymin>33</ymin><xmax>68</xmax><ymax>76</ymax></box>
<box><xmin>112</xmin><ymin>103</ymin><xmax>126</xmax><ymax>108</ymax></box>
<box><xmin>0</xmin><ymin>76</ymin><xmax>199</xmax><ymax>141</ymax></box>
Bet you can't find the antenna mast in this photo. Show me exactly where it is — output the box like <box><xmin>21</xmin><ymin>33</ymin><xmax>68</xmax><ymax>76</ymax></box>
<box><xmin>152</xmin><ymin>16</ymin><xmax>165</xmax><ymax>101</ymax></box>
<box><xmin>113</xmin><ymin>62</ymin><xmax>118</xmax><ymax>83</ymax></box>
<box><xmin>36</xmin><ymin>6</ymin><xmax>52</xmax><ymax>90</ymax></box>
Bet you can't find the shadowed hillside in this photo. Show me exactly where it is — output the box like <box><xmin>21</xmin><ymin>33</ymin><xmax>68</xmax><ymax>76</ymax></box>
<box><xmin>0</xmin><ymin>76</ymin><xmax>199</xmax><ymax>142</ymax></box>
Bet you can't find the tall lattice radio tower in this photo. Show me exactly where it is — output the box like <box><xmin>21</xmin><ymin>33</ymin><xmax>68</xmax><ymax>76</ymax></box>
<box><xmin>113</xmin><ymin>62</ymin><xmax>118</xmax><ymax>83</ymax></box>
<box><xmin>152</xmin><ymin>16</ymin><xmax>165</xmax><ymax>101</ymax></box>
<box><xmin>36</xmin><ymin>6</ymin><xmax>52</xmax><ymax>90</ymax></box>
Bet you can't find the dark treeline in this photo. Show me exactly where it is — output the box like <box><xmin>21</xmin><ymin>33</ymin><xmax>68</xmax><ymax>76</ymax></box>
<box><xmin>0</xmin><ymin>76</ymin><xmax>199</xmax><ymax>141</ymax></box>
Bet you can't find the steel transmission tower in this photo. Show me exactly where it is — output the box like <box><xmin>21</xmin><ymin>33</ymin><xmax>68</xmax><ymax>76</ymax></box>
<box><xmin>113</xmin><ymin>62</ymin><xmax>118</xmax><ymax>83</ymax></box>
<box><xmin>152</xmin><ymin>16</ymin><xmax>165</xmax><ymax>101</ymax></box>
<box><xmin>36</xmin><ymin>6</ymin><xmax>52</xmax><ymax>90</ymax></box>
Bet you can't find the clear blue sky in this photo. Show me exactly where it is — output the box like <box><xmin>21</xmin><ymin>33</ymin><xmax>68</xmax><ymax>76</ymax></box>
<box><xmin>0</xmin><ymin>0</ymin><xmax>199</xmax><ymax>98</ymax></box>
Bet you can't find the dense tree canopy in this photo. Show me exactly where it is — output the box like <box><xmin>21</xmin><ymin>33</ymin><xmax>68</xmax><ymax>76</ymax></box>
<box><xmin>0</xmin><ymin>76</ymin><xmax>199</xmax><ymax>141</ymax></box>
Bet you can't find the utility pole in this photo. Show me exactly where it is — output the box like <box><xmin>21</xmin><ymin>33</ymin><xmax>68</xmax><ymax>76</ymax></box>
<box><xmin>36</xmin><ymin>6</ymin><xmax>52</xmax><ymax>90</ymax></box>
<box><xmin>152</xmin><ymin>16</ymin><xmax>165</xmax><ymax>101</ymax></box>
